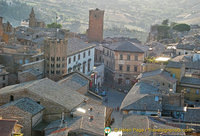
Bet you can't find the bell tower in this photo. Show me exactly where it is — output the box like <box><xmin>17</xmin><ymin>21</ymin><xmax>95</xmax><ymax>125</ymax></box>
<box><xmin>29</xmin><ymin>8</ymin><xmax>36</xmax><ymax>27</ymax></box>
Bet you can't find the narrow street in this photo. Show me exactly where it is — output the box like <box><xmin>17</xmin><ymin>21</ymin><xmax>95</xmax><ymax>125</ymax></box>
<box><xmin>102</xmin><ymin>86</ymin><xmax>127</xmax><ymax>129</ymax></box>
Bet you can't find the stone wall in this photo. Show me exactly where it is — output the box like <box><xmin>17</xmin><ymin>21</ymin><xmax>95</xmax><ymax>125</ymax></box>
<box><xmin>0</xmin><ymin>106</ymin><xmax>32</xmax><ymax>136</ymax></box>
<box><xmin>0</xmin><ymin>90</ymin><xmax>69</xmax><ymax>122</ymax></box>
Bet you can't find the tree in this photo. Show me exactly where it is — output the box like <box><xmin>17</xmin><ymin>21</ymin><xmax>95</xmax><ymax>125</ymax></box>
<box><xmin>172</xmin><ymin>23</ymin><xmax>190</xmax><ymax>32</ymax></box>
<box><xmin>47</xmin><ymin>22</ymin><xmax>62</xmax><ymax>28</ymax></box>
<box><xmin>162</xmin><ymin>19</ymin><xmax>169</xmax><ymax>26</ymax></box>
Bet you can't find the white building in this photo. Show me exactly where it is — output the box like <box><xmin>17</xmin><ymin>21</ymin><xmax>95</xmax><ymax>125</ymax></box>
<box><xmin>176</xmin><ymin>43</ymin><xmax>200</xmax><ymax>55</ymax></box>
<box><xmin>67</xmin><ymin>38</ymin><xmax>95</xmax><ymax>76</ymax></box>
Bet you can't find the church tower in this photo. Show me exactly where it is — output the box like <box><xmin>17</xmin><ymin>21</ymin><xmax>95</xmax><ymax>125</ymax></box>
<box><xmin>29</xmin><ymin>8</ymin><xmax>36</xmax><ymax>27</ymax></box>
<box><xmin>87</xmin><ymin>8</ymin><xmax>104</xmax><ymax>42</ymax></box>
<box><xmin>44</xmin><ymin>29</ymin><xmax>69</xmax><ymax>81</ymax></box>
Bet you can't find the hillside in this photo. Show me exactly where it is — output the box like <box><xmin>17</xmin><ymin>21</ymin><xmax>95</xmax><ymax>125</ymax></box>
<box><xmin>0</xmin><ymin>0</ymin><xmax>200</xmax><ymax>42</ymax></box>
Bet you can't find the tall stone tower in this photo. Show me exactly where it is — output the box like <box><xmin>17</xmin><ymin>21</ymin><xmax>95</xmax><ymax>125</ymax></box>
<box><xmin>29</xmin><ymin>8</ymin><xmax>36</xmax><ymax>27</ymax></box>
<box><xmin>87</xmin><ymin>8</ymin><xmax>104</xmax><ymax>42</ymax></box>
<box><xmin>44</xmin><ymin>29</ymin><xmax>69</xmax><ymax>81</ymax></box>
<box><xmin>0</xmin><ymin>17</ymin><xmax>3</xmax><ymax>37</ymax></box>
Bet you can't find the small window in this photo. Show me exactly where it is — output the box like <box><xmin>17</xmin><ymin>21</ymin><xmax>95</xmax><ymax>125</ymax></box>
<box><xmin>56</xmin><ymin>64</ymin><xmax>60</xmax><ymax>68</ymax></box>
<box><xmin>3</xmin><ymin>76</ymin><xmax>5</xmax><ymax>80</ymax></box>
<box><xmin>83</xmin><ymin>52</ymin><xmax>86</xmax><ymax>58</ymax></box>
<box><xmin>37</xmin><ymin>101</ymin><xmax>40</xmax><ymax>104</ymax></box>
<box><xmin>57</xmin><ymin>57</ymin><xmax>60</xmax><ymax>61</ymax></box>
<box><xmin>62</xmin><ymin>64</ymin><xmax>65</xmax><ymax>68</ymax></box>
<box><xmin>51</xmin><ymin>57</ymin><xmax>55</xmax><ymax>61</ymax></box>
<box><xmin>134</xmin><ymin>66</ymin><xmax>137</xmax><ymax>72</ymax></box>
<box><xmin>56</xmin><ymin>70</ymin><xmax>60</xmax><ymax>74</ymax></box>
<box><xmin>196</xmin><ymin>90</ymin><xmax>199</xmax><ymax>95</ymax></box>
<box><xmin>62</xmin><ymin>57</ymin><xmax>65</xmax><ymax>61</ymax></box>
<box><xmin>73</xmin><ymin>56</ymin><xmax>76</xmax><ymax>62</ymax></box>
<box><xmin>3</xmin><ymin>83</ymin><xmax>6</xmax><ymax>87</ymax></box>
<box><xmin>78</xmin><ymin>54</ymin><xmax>80</xmax><ymax>60</ymax></box>
<box><xmin>10</xmin><ymin>95</ymin><xmax>14</xmax><ymax>102</ymax></box>
<box><xmin>119</xmin><ymin>65</ymin><xmax>123</xmax><ymax>71</ymax></box>
<box><xmin>120</xmin><ymin>54</ymin><xmax>123</xmax><ymax>60</ymax></box>
<box><xmin>135</xmin><ymin>55</ymin><xmax>138</xmax><ymax>61</ymax></box>
<box><xmin>51</xmin><ymin>71</ymin><xmax>54</xmax><ymax>74</ymax></box>
<box><xmin>68</xmin><ymin>58</ymin><xmax>71</xmax><ymax>64</ymax></box>
<box><xmin>127</xmin><ymin>55</ymin><xmax>130</xmax><ymax>60</ymax></box>
<box><xmin>51</xmin><ymin>64</ymin><xmax>54</xmax><ymax>68</ymax></box>
<box><xmin>127</xmin><ymin>65</ymin><xmax>130</xmax><ymax>72</ymax></box>
<box><xmin>163</xmin><ymin>83</ymin><xmax>165</xmax><ymax>86</ymax></box>
<box><xmin>88</xmin><ymin>50</ymin><xmax>91</xmax><ymax>56</ymax></box>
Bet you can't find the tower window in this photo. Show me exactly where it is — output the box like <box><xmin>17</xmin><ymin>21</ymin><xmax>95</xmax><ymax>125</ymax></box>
<box><xmin>56</xmin><ymin>70</ymin><xmax>60</xmax><ymax>74</ymax></box>
<box><xmin>51</xmin><ymin>64</ymin><xmax>55</xmax><ymax>68</ymax></box>
<box><xmin>51</xmin><ymin>57</ymin><xmax>55</xmax><ymax>61</ymax></box>
<box><xmin>57</xmin><ymin>57</ymin><xmax>60</xmax><ymax>61</ymax></box>
<box><xmin>56</xmin><ymin>64</ymin><xmax>60</xmax><ymax>68</ymax></box>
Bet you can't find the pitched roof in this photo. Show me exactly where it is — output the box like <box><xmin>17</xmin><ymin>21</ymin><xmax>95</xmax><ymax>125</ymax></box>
<box><xmin>45</xmin><ymin>102</ymin><xmax>106</xmax><ymax>136</ymax></box>
<box><xmin>58</xmin><ymin>72</ymin><xmax>89</xmax><ymax>92</ymax></box>
<box><xmin>176</xmin><ymin>44</ymin><xmax>200</xmax><ymax>51</ymax></box>
<box><xmin>0</xmin><ymin>119</ymin><xmax>17</xmax><ymax>136</ymax></box>
<box><xmin>120</xmin><ymin>82</ymin><xmax>161</xmax><ymax>111</ymax></box>
<box><xmin>67</xmin><ymin>38</ymin><xmax>95</xmax><ymax>56</ymax></box>
<box><xmin>166</xmin><ymin>61</ymin><xmax>182</xmax><ymax>68</ymax></box>
<box><xmin>180</xmin><ymin>77</ymin><xmax>200</xmax><ymax>86</ymax></box>
<box><xmin>0</xmin><ymin>78</ymin><xmax>88</xmax><ymax>111</ymax></box>
<box><xmin>122</xmin><ymin>115</ymin><xmax>186</xmax><ymax>136</ymax></box>
<box><xmin>19</xmin><ymin>69</ymin><xmax>42</xmax><ymax>77</ymax></box>
<box><xmin>138</xmin><ymin>69</ymin><xmax>177</xmax><ymax>83</ymax></box>
<box><xmin>0</xmin><ymin>98</ymin><xmax>44</xmax><ymax>115</ymax></box>
<box><xmin>103</xmin><ymin>41</ymin><xmax>144</xmax><ymax>53</ymax></box>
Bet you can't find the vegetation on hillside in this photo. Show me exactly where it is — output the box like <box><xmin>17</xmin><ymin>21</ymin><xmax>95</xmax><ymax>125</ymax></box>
<box><xmin>172</xmin><ymin>23</ymin><xmax>191</xmax><ymax>32</ymax></box>
<box><xmin>47</xmin><ymin>22</ymin><xmax>62</xmax><ymax>28</ymax></box>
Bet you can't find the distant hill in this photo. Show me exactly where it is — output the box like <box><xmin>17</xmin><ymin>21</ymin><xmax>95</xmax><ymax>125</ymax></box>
<box><xmin>0</xmin><ymin>0</ymin><xmax>199</xmax><ymax>42</ymax></box>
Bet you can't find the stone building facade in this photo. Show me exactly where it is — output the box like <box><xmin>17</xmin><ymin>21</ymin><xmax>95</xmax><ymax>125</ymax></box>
<box><xmin>0</xmin><ymin>98</ymin><xmax>44</xmax><ymax>136</ymax></box>
<box><xmin>44</xmin><ymin>32</ymin><xmax>69</xmax><ymax>81</ymax></box>
<box><xmin>87</xmin><ymin>8</ymin><xmax>104</xmax><ymax>42</ymax></box>
<box><xmin>0</xmin><ymin>65</ymin><xmax>9</xmax><ymax>88</ymax></box>
<box><xmin>103</xmin><ymin>41</ymin><xmax>145</xmax><ymax>87</ymax></box>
